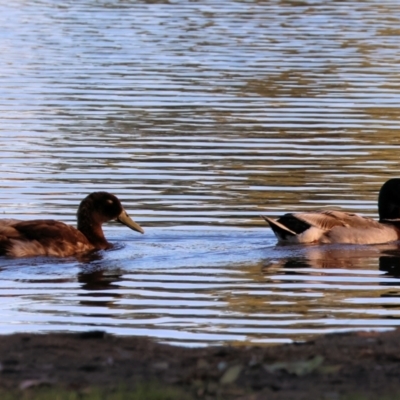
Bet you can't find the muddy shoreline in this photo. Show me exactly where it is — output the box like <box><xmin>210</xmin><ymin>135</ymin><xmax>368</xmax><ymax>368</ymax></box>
<box><xmin>1</xmin><ymin>329</ymin><xmax>400</xmax><ymax>399</ymax></box>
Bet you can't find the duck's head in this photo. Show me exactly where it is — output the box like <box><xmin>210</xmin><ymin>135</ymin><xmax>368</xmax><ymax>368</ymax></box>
<box><xmin>379</xmin><ymin>179</ymin><xmax>400</xmax><ymax>220</ymax></box>
<box><xmin>77</xmin><ymin>192</ymin><xmax>144</xmax><ymax>234</ymax></box>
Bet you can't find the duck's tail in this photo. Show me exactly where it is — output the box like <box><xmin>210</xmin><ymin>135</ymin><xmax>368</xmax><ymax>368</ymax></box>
<box><xmin>261</xmin><ymin>215</ymin><xmax>296</xmax><ymax>241</ymax></box>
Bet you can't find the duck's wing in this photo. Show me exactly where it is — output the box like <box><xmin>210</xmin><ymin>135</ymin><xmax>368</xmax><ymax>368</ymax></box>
<box><xmin>262</xmin><ymin>211</ymin><xmax>347</xmax><ymax>237</ymax></box>
<box><xmin>12</xmin><ymin>220</ymin><xmax>88</xmax><ymax>243</ymax></box>
<box><xmin>0</xmin><ymin>219</ymin><xmax>23</xmax><ymax>238</ymax></box>
<box><xmin>278</xmin><ymin>211</ymin><xmax>381</xmax><ymax>232</ymax></box>
<box><xmin>0</xmin><ymin>219</ymin><xmax>93</xmax><ymax>257</ymax></box>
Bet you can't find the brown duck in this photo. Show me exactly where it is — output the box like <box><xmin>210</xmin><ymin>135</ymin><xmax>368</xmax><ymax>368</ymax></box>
<box><xmin>262</xmin><ymin>179</ymin><xmax>400</xmax><ymax>245</ymax></box>
<box><xmin>0</xmin><ymin>192</ymin><xmax>144</xmax><ymax>257</ymax></box>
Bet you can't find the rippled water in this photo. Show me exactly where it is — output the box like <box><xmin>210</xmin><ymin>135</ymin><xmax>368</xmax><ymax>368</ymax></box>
<box><xmin>1</xmin><ymin>0</ymin><xmax>400</xmax><ymax>346</ymax></box>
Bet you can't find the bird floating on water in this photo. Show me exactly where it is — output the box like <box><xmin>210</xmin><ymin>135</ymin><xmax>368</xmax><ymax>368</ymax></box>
<box><xmin>0</xmin><ymin>192</ymin><xmax>144</xmax><ymax>258</ymax></box>
<box><xmin>262</xmin><ymin>178</ymin><xmax>400</xmax><ymax>245</ymax></box>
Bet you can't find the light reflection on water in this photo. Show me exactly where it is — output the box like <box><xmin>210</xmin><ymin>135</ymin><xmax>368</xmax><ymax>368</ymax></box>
<box><xmin>1</xmin><ymin>0</ymin><xmax>400</xmax><ymax>345</ymax></box>
<box><xmin>0</xmin><ymin>229</ymin><xmax>399</xmax><ymax>346</ymax></box>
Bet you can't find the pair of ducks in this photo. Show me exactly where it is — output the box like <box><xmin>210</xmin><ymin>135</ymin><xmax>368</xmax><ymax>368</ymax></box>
<box><xmin>1</xmin><ymin>179</ymin><xmax>400</xmax><ymax>258</ymax></box>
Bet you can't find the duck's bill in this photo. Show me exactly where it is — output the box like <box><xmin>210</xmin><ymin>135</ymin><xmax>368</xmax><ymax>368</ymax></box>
<box><xmin>117</xmin><ymin>210</ymin><xmax>144</xmax><ymax>234</ymax></box>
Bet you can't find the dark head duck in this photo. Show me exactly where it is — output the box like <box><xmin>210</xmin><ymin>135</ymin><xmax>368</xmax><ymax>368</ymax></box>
<box><xmin>0</xmin><ymin>192</ymin><xmax>144</xmax><ymax>258</ymax></box>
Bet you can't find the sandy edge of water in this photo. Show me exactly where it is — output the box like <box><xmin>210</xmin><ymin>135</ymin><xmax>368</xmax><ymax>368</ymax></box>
<box><xmin>0</xmin><ymin>329</ymin><xmax>399</xmax><ymax>399</ymax></box>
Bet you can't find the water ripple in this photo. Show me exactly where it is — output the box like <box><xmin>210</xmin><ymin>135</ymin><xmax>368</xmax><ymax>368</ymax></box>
<box><xmin>1</xmin><ymin>0</ymin><xmax>400</xmax><ymax>345</ymax></box>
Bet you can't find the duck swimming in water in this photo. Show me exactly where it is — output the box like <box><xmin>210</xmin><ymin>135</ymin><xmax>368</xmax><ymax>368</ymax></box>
<box><xmin>262</xmin><ymin>179</ymin><xmax>400</xmax><ymax>245</ymax></box>
<box><xmin>0</xmin><ymin>192</ymin><xmax>144</xmax><ymax>257</ymax></box>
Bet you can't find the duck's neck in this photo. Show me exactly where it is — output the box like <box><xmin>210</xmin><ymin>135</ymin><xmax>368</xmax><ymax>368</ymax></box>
<box><xmin>78</xmin><ymin>215</ymin><xmax>111</xmax><ymax>250</ymax></box>
<box><xmin>378</xmin><ymin>179</ymin><xmax>400</xmax><ymax>220</ymax></box>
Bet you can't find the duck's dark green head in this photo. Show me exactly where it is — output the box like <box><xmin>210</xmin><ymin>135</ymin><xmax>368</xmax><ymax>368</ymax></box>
<box><xmin>77</xmin><ymin>192</ymin><xmax>144</xmax><ymax>234</ymax></box>
<box><xmin>378</xmin><ymin>179</ymin><xmax>400</xmax><ymax>221</ymax></box>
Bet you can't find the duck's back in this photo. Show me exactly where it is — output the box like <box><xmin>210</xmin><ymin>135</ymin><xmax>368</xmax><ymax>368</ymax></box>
<box><xmin>294</xmin><ymin>211</ymin><xmax>400</xmax><ymax>244</ymax></box>
<box><xmin>280</xmin><ymin>210</ymin><xmax>380</xmax><ymax>231</ymax></box>
<box><xmin>0</xmin><ymin>219</ymin><xmax>94</xmax><ymax>257</ymax></box>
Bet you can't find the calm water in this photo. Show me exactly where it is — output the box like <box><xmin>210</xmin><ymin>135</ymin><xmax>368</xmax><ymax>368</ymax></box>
<box><xmin>1</xmin><ymin>0</ymin><xmax>400</xmax><ymax>346</ymax></box>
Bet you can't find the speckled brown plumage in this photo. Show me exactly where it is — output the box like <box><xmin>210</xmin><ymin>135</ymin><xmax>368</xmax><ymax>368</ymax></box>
<box><xmin>262</xmin><ymin>179</ymin><xmax>400</xmax><ymax>245</ymax></box>
<box><xmin>0</xmin><ymin>192</ymin><xmax>144</xmax><ymax>258</ymax></box>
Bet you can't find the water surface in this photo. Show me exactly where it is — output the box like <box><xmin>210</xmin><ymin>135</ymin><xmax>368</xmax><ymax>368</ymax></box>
<box><xmin>1</xmin><ymin>0</ymin><xmax>400</xmax><ymax>346</ymax></box>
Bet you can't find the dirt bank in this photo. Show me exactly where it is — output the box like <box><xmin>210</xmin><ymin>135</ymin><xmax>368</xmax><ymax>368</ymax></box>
<box><xmin>1</xmin><ymin>329</ymin><xmax>400</xmax><ymax>399</ymax></box>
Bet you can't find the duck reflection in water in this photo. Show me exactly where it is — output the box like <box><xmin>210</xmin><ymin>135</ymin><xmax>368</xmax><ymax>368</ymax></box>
<box><xmin>78</xmin><ymin>267</ymin><xmax>123</xmax><ymax>291</ymax></box>
<box><xmin>76</xmin><ymin>265</ymin><xmax>126</xmax><ymax>314</ymax></box>
<box><xmin>379</xmin><ymin>250</ymin><xmax>400</xmax><ymax>277</ymax></box>
<box><xmin>262</xmin><ymin>243</ymin><xmax>400</xmax><ymax>272</ymax></box>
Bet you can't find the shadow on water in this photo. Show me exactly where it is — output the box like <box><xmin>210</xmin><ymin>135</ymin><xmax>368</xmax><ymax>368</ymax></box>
<box><xmin>379</xmin><ymin>251</ymin><xmax>400</xmax><ymax>277</ymax></box>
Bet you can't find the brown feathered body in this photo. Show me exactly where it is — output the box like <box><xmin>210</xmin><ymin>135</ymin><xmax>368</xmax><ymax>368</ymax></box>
<box><xmin>0</xmin><ymin>192</ymin><xmax>144</xmax><ymax>258</ymax></box>
<box><xmin>262</xmin><ymin>211</ymin><xmax>400</xmax><ymax>245</ymax></box>
<box><xmin>0</xmin><ymin>219</ymin><xmax>95</xmax><ymax>257</ymax></box>
<box><xmin>262</xmin><ymin>179</ymin><xmax>400</xmax><ymax>245</ymax></box>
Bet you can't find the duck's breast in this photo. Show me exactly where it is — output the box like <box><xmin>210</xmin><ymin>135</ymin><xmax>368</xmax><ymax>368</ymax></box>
<box><xmin>321</xmin><ymin>224</ymin><xmax>400</xmax><ymax>245</ymax></box>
